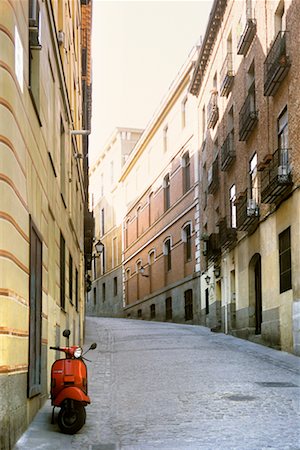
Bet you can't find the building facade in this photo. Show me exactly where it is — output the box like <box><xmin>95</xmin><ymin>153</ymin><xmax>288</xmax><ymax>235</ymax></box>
<box><xmin>0</xmin><ymin>0</ymin><xmax>92</xmax><ymax>448</ymax></box>
<box><xmin>120</xmin><ymin>49</ymin><xmax>201</xmax><ymax>323</ymax></box>
<box><xmin>190</xmin><ymin>0</ymin><xmax>300</xmax><ymax>353</ymax></box>
<box><xmin>87</xmin><ymin>128</ymin><xmax>143</xmax><ymax>317</ymax></box>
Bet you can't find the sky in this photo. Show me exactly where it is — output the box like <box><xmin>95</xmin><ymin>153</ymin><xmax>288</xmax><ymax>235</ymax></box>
<box><xmin>90</xmin><ymin>0</ymin><xmax>214</xmax><ymax>165</ymax></box>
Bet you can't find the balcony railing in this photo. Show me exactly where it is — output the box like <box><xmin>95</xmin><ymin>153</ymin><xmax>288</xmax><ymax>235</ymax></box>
<box><xmin>236</xmin><ymin>190</ymin><xmax>259</xmax><ymax>232</ymax></box>
<box><xmin>220</xmin><ymin>53</ymin><xmax>234</xmax><ymax>96</ymax></box>
<box><xmin>264</xmin><ymin>31</ymin><xmax>291</xmax><ymax>96</ymax></box>
<box><xmin>221</xmin><ymin>131</ymin><xmax>235</xmax><ymax>171</ymax></box>
<box><xmin>239</xmin><ymin>87</ymin><xmax>258</xmax><ymax>141</ymax></box>
<box><xmin>260</xmin><ymin>148</ymin><xmax>292</xmax><ymax>204</ymax></box>
<box><xmin>207</xmin><ymin>91</ymin><xmax>219</xmax><ymax>129</ymax></box>
<box><xmin>218</xmin><ymin>217</ymin><xmax>237</xmax><ymax>249</ymax></box>
<box><xmin>207</xmin><ymin>233</ymin><xmax>220</xmax><ymax>261</ymax></box>
<box><xmin>207</xmin><ymin>157</ymin><xmax>219</xmax><ymax>194</ymax></box>
<box><xmin>237</xmin><ymin>19</ymin><xmax>257</xmax><ymax>56</ymax></box>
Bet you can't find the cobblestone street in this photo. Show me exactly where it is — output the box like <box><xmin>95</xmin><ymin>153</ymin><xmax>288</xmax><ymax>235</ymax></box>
<box><xmin>15</xmin><ymin>317</ymin><xmax>300</xmax><ymax>450</ymax></box>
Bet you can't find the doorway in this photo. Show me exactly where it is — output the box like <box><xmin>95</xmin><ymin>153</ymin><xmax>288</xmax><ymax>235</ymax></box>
<box><xmin>249</xmin><ymin>253</ymin><xmax>262</xmax><ymax>335</ymax></box>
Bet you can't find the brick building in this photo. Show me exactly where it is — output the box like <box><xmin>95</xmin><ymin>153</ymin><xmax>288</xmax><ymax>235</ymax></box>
<box><xmin>190</xmin><ymin>0</ymin><xmax>300</xmax><ymax>353</ymax></box>
<box><xmin>120</xmin><ymin>48</ymin><xmax>201</xmax><ymax>323</ymax></box>
<box><xmin>88</xmin><ymin>128</ymin><xmax>143</xmax><ymax>317</ymax></box>
<box><xmin>0</xmin><ymin>0</ymin><xmax>93</xmax><ymax>447</ymax></box>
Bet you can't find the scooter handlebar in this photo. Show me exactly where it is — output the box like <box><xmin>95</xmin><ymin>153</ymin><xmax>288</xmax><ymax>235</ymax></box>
<box><xmin>49</xmin><ymin>346</ymin><xmax>60</xmax><ymax>350</ymax></box>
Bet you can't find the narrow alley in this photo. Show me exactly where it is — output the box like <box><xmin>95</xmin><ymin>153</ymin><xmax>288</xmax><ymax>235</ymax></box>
<box><xmin>15</xmin><ymin>317</ymin><xmax>300</xmax><ymax>450</ymax></box>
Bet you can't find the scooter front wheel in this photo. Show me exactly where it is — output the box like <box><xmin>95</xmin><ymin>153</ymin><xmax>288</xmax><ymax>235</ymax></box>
<box><xmin>58</xmin><ymin>401</ymin><xmax>86</xmax><ymax>434</ymax></box>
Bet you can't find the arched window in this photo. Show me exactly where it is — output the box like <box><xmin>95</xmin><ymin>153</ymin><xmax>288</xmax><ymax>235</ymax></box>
<box><xmin>183</xmin><ymin>223</ymin><xmax>192</xmax><ymax>262</ymax></box>
<box><xmin>136</xmin><ymin>206</ymin><xmax>141</xmax><ymax>238</ymax></box>
<box><xmin>163</xmin><ymin>174</ymin><xmax>170</xmax><ymax>211</ymax></box>
<box><xmin>163</xmin><ymin>238</ymin><xmax>172</xmax><ymax>271</ymax></box>
<box><xmin>182</xmin><ymin>152</ymin><xmax>191</xmax><ymax>193</ymax></box>
<box><xmin>148</xmin><ymin>250</ymin><xmax>156</xmax><ymax>265</ymax></box>
<box><xmin>148</xmin><ymin>192</ymin><xmax>153</xmax><ymax>226</ymax></box>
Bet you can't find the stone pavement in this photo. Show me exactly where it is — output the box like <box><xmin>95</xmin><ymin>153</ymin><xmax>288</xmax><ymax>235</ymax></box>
<box><xmin>14</xmin><ymin>317</ymin><xmax>300</xmax><ymax>450</ymax></box>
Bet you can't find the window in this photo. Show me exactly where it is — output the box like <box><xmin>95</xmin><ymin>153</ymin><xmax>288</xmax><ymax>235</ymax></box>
<box><xmin>164</xmin><ymin>239</ymin><xmax>172</xmax><ymax>271</ymax></box>
<box><xmin>101</xmin><ymin>208</ymin><xmax>105</xmax><ymax>236</ymax></box>
<box><xmin>29</xmin><ymin>0</ymin><xmax>41</xmax><ymax>110</ymax></box>
<box><xmin>279</xmin><ymin>227</ymin><xmax>291</xmax><ymax>293</ymax></box>
<box><xmin>165</xmin><ymin>297</ymin><xmax>172</xmax><ymax>320</ymax></box>
<box><xmin>93</xmin><ymin>287</ymin><xmax>96</xmax><ymax>305</ymax></box>
<box><xmin>202</xmin><ymin>105</ymin><xmax>206</xmax><ymax>140</ymax></box>
<box><xmin>183</xmin><ymin>224</ymin><xmax>192</xmax><ymax>262</ymax></box>
<box><xmin>138</xmin><ymin>309</ymin><xmax>142</xmax><ymax>318</ymax></box>
<box><xmin>112</xmin><ymin>237</ymin><xmax>118</xmax><ymax>268</ymax></box>
<box><xmin>60</xmin><ymin>232</ymin><xmax>65</xmax><ymax>309</ymax></box>
<box><xmin>136</xmin><ymin>206</ymin><xmax>141</xmax><ymax>237</ymax></box>
<box><xmin>102</xmin><ymin>283</ymin><xmax>106</xmax><ymax>302</ymax></box>
<box><xmin>110</xmin><ymin>161</ymin><xmax>114</xmax><ymax>185</ymax></box>
<box><xmin>228</xmin><ymin>106</ymin><xmax>234</xmax><ymax>133</ymax></box>
<box><xmin>182</xmin><ymin>152</ymin><xmax>191</xmax><ymax>193</ymax></box>
<box><xmin>230</xmin><ymin>185</ymin><xmax>237</xmax><ymax>228</ymax></box>
<box><xmin>249</xmin><ymin>153</ymin><xmax>258</xmax><ymax>203</ymax></box>
<box><xmin>60</xmin><ymin>119</ymin><xmax>66</xmax><ymax>204</ymax></box>
<box><xmin>150</xmin><ymin>304</ymin><xmax>156</xmax><ymax>319</ymax></box>
<box><xmin>163</xmin><ymin>125</ymin><xmax>168</xmax><ymax>152</ymax></box>
<box><xmin>28</xmin><ymin>219</ymin><xmax>42</xmax><ymax>398</ymax></box>
<box><xmin>181</xmin><ymin>97</ymin><xmax>187</xmax><ymax>129</ymax></box>
<box><xmin>75</xmin><ymin>268</ymin><xmax>79</xmax><ymax>311</ymax></box>
<box><xmin>202</xmin><ymin>163</ymin><xmax>208</xmax><ymax>209</ymax></box>
<box><xmin>278</xmin><ymin>107</ymin><xmax>288</xmax><ymax>152</ymax></box>
<box><xmin>15</xmin><ymin>26</ymin><xmax>24</xmax><ymax>92</ymax></box>
<box><xmin>101</xmin><ymin>246</ymin><xmax>106</xmax><ymax>274</ymax></box>
<box><xmin>114</xmin><ymin>277</ymin><xmax>118</xmax><ymax>296</ymax></box>
<box><xmin>163</xmin><ymin>174</ymin><xmax>170</xmax><ymax>211</ymax></box>
<box><xmin>184</xmin><ymin>289</ymin><xmax>193</xmax><ymax>321</ymax></box>
<box><xmin>247</xmin><ymin>61</ymin><xmax>256</xmax><ymax>113</ymax></box>
<box><xmin>69</xmin><ymin>254</ymin><xmax>73</xmax><ymax>304</ymax></box>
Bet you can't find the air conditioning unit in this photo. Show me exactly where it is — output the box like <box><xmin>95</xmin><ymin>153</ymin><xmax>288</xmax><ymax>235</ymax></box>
<box><xmin>278</xmin><ymin>164</ymin><xmax>290</xmax><ymax>183</ymax></box>
<box><xmin>247</xmin><ymin>199</ymin><xmax>259</xmax><ymax>217</ymax></box>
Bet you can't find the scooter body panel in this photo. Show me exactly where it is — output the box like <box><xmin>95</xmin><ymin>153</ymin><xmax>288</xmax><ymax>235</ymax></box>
<box><xmin>51</xmin><ymin>358</ymin><xmax>89</xmax><ymax>404</ymax></box>
<box><xmin>52</xmin><ymin>386</ymin><xmax>90</xmax><ymax>407</ymax></box>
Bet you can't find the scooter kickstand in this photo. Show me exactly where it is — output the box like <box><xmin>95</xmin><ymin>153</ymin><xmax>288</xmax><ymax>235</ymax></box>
<box><xmin>51</xmin><ymin>406</ymin><xmax>55</xmax><ymax>424</ymax></box>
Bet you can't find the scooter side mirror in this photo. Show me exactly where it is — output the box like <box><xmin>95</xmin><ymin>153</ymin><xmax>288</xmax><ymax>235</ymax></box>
<box><xmin>63</xmin><ymin>329</ymin><xmax>71</xmax><ymax>338</ymax></box>
<box><xmin>90</xmin><ymin>343</ymin><xmax>97</xmax><ymax>350</ymax></box>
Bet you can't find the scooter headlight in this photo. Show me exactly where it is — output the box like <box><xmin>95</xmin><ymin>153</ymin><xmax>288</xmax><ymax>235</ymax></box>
<box><xmin>74</xmin><ymin>347</ymin><xmax>83</xmax><ymax>358</ymax></box>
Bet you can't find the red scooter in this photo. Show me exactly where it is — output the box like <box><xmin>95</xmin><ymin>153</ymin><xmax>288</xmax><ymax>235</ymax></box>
<box><xmin>49</xmin><ymin>329</ymin><xmax>97</xmax><ymax>434</ymax></box>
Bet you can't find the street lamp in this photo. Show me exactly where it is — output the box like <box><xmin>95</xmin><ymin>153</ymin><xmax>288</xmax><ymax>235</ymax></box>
<box><xmin>94</xmin><ymin>239</ymin><xmax>104</xmax><ymax>256</ymax></box>
<box><xmin>205</xmin><ymin>274</ymin><xmax>211</xmax><ymax>285</ymax></box>
<box><xmin>139</xmin><ymin>266</ymin><xmax>149</xmax><ymax>277</ymax></box>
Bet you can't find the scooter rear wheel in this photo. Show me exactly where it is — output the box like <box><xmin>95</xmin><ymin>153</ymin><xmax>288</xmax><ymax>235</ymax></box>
<box><xmin>58</xmin><ymin>401</ymin><xmax>86</xmax><ymax>434</ymax></box>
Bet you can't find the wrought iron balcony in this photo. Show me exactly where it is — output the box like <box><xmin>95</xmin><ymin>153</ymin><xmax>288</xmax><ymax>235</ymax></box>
<box><xmin>218</xmin><ymin>217</ymin><xmax>237</xmax><ymax>249</ymax></box>
<box><xmin>221</xmin><ymin>131</ymin><xmax>235</xmax><ymax>171</ymax></box>
<box><xmin>207</xmin><ymin>157</ymin><xmax>219</xmax><ymax>194</ymax></box>
<box><xmin>239</xmin><ymin>87</ymin><xmax>258</xmax><ymax>141</ymax></box>
<box><xmin>207</xmin><ymin>91</ymin><xmax>219</xmax><ymax>129</ymax></box>
<box><xmin>220</xmin><ymin>53</ymin><xmax>234</xmax><ymax>96</ymax></box>
<box><xmin>264</xmin><ymin>31</ymin><xmax>291</xmax><ymax>96</ymax></box>
<box><xmin>237</xmin><ymin>19</ymin><xmax>257</xmax><ymax>56</ymax></box>
<box><xmin>260</xmin><ymin>148</ymin><xmax>292</xmax><ymax>204</ymax></box>
<box><xmin>207</xmin><ymin>233</ymin><xmax>221</xmax><ymax>261</ymax></box>
<box><xmin>236</xmin><ymin>190</ymin><xmax>259</xmax><ymax>232</ymax></box>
